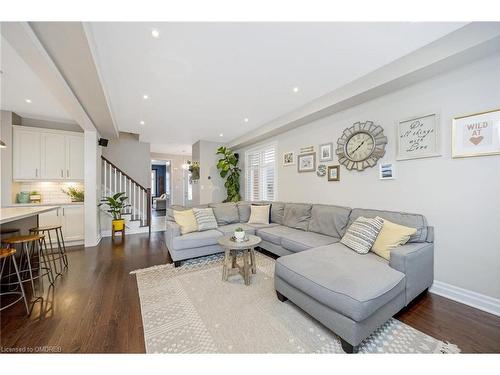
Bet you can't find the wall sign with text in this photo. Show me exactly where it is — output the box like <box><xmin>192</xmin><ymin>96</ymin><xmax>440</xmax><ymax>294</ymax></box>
<box><xmin>452</xmin><ymin>108</ymin><xmax>500</xmax><ymax>158</ymax></box>
<box><xmin>396</xmin><ymin>113</ymin><xmax>440</xmax><ymax>160</ymax></box>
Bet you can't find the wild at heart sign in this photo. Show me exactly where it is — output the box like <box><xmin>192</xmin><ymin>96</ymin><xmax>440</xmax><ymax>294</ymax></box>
<box><xmin>452</xmin><ymin>108</ymin><xmax>500</xmax><ymax>158</ymax></box>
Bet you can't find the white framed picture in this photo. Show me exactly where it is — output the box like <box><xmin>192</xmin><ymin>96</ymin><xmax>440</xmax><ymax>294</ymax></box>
<box><xmin>379</xmin><ymin>162</ymin><xmax>395</xmax><ymax>180</ymax></box>
<box><xmin>396</xmin><ymin>113</ymin><xmax>440</xmax><ymax>160</ymax></box>
<box><xmin>452</xmin><ymin>108</ymin><xmax>500</xmax><ymax>158</ymax></box>
<box><xmin>282</xmin><ymin>151</ymin><xmax>295</xmax><ymax>166</ymax></box>
<box><xmin>297</xmin><ymin>152</ymin><xmax>316</xmax><ymax>173</ymax></box>
<box><xmin>319</xmin><ymin>143</ymin><xmax>333</xmax><ymax>162</ymax></box>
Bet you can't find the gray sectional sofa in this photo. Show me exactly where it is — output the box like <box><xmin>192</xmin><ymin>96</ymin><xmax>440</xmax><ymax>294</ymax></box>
<box><xmin>165</xmin><ymin>201</ymin><xmax>434</xmax><ymax>353</ymax></box>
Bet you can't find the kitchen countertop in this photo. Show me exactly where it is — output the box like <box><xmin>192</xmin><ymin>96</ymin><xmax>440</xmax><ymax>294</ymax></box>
<box><xmin>0</xmin><ymin>206</ymin><xmax>60</xmax><ymax>224</ymax></box>
<box><xmin>5</xmin><ymin>202</ymin><xmax>84</xmax><ymax>207</ymax></box>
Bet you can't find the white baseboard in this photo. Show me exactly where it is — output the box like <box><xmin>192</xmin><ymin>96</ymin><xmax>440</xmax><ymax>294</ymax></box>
<box><xmin>429</xmin><ymin>280</ymin><xmax>500</xmax><ymax>317</ymax></box>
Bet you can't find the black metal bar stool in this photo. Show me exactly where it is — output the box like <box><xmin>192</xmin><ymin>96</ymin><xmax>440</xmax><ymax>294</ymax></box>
<box><xmin>0</xmin><ymin>248</ymin><xmax>29</xmax><ymax>315</ymax></box>
<box><xmin>30</xmin><ymin>225</ymin><xmax>68</xmax><ymax>277</ymax></box>
<box><xmin>1</xmin><ymin>234</ymin><xmax>55</xmax><ymax>299</ymax></box>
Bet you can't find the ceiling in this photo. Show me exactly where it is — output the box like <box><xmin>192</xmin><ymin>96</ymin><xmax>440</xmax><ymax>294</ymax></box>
<box><xmin>0</xmin><ymin>36</ymin><xmax>76</xmax><ymax>123</ymax></box>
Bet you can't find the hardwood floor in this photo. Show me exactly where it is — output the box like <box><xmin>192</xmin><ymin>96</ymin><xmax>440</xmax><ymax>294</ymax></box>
<box><xmin>1</xmin><ymin>232</ymin><xmax>499</xmax><ymax>353</ymax></box>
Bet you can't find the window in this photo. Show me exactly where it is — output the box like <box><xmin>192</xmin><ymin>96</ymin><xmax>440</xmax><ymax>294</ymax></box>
<box><xmin>245</xmin><ymin>142</ymin><xmax>277</xmax><ymax>201</ymax></box>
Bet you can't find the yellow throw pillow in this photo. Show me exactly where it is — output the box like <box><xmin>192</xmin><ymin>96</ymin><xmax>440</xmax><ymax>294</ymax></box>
<box><xmin>173</xmin><ymin>209</ymin><xmax>198</xmax><ymax>235</ymax></box>
<box><xmin>372</xmin><ymin>217</ymin><xmax>417</xmax><ymax>260</ymax></box>
<box><xmin>248</xmin><ymin>205</ymin><xmax>270</xmax><ymax>225</ymax></box>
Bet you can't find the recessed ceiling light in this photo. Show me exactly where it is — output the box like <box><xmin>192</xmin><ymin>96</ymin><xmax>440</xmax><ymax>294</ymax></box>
<box><xmin>143</xmin><ymin>94</ymin><xmax>149</xmax><ymax>100</ymax></box>
<box><xmin>244</xmin><ymin>118</ymin><xmax>249</xmax><ymax>123</ymax></box>
<box><xmin>25</xmin><ymin>99</ymin><xmax>32</xmax><ymax>103</ymax></box>
<box><xmin>219</xmin><ymin>133</ymin><xmax>224</xmax><ymax>137</ymax></box>
<box><xmin>140</xmin><ymin>120</ymin><xmax>145</xmax><ymax>125</ymax></box>
<box><xmin>151</xmin><ymin>29</ymin><xmax>160</xmax><ymax>39</ymax></box>
<box><xmin>293</xmin><ymin>87</ymin><xmax>299</xmax><ymax>93</ymax></box>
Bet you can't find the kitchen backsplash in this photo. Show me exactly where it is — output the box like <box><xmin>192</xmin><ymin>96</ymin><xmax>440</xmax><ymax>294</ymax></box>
<box><xmin>12</xmin><ymin>181</ymin><xmax>84</xmax><ymax>204</ymax></box>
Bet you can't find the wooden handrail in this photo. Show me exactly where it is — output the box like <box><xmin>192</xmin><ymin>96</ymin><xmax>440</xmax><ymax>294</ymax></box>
<box><xmin>101</xmin><ymin>155</ymin><xmax>148</xmax><ymax>191</ymax></box>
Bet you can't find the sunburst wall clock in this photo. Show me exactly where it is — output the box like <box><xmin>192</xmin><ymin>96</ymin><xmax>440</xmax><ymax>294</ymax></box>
<box><xmin>336</xmin><ymin>121</ymin><xmax>387</xmax><ymax>171</ymax></box>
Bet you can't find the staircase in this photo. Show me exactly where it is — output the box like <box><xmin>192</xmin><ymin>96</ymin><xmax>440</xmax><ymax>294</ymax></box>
<box><xmin>101</xmin><ymin>156</ymin><xmax>151</xmax><ymax>234</ymax></box>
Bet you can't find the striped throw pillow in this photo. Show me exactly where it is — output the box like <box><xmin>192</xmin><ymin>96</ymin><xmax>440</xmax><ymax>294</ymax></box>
<box><xmin>193</xmin><ymin>207</ymin><xmax>218</xmax><ymax>231</ymax></box>
<box><xmin>341</xmin><ymin>216</ymin><xmax>384</xmax><ymax>254</ymax></box>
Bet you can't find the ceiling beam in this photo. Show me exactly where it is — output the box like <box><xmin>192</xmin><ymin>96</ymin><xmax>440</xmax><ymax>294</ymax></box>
<box><xmin>1</xmin><ymin>22</ymin><xmax>97</xmax><ymax>133</ymax></box>
<box><xmin>229</xmin><ymin>22</ymin><xmax>500</xmax><ymax>150</ymax></box>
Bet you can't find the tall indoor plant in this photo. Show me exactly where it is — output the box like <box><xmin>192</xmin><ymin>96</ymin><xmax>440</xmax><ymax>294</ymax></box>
<box><xmin>216</xmin><ymin>146</ymin><xmax>241</xmax><ymax>202</ymax></box>
<box><xmin>98</xmin><ymin>192</ymin><xmax>131</xmax><ymax>231</ymax></box>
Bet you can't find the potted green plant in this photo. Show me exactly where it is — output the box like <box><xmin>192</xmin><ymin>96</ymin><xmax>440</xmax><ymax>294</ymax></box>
<box><xmin>234</xmin><ymin>226</ymin><xmax>245</xmax><ymax>241</ymax></box>
<box><xmin>188</xmin><ymin>161</ymin><xmax>200</xmax><ymax>182</ymax></box>
<box><xmin>62</xmin><ymin>186</ymin><xmax>85</xmax><ymax>202</ymax></box>
<box><xmin>98</xmin><ymin>192</ymin><xmax>130</xmax><ymax>232</ymax></box>
<box><xmin>216</xmin><ymin>146</ymin><xmax>241</xmax><ymax>202</ymax></box>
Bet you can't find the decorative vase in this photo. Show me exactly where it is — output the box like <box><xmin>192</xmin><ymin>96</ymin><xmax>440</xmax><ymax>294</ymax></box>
<box><xmin>234</xmin><ymin>230</ymin><xmax>245</xmax><ymax>241</ymax></box>
<box><xmin>112</xmin><ymin>219</ymin><xmax>125</xmax><ymax>231</ymax></box>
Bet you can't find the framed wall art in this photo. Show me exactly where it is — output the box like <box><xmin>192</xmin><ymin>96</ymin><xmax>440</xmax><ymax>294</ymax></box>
<box><xmin>452</xmin><ymin>108</ymin><xmax>500</xmax><ymax>158</ymax></box>
<box><xmin>283</xmin><ymin>151</ymin><xmax>295</xmax><ymax>166</ymax></box>
<box><xmin>327</xmin><ymin>165</ymin><xmax>340</xmax><ymax>181</ymax></box>
<box><xmin>396</xmin><ymin>113</ymin><xmax>440</xmax><ymax>160</ymax></box>
<box><xmin>379</xmin><ymin>162</ymin><xmax>395</xmax><ymax>180</ymax></box>
<box><xmin>319</xmin><ymin>142</ymin><xmax>333</xmax><ymax>162</ymax></box>
<box><xmin>297</xmin><ymin>152</ymin><xmax>316</xmax><ymax>173</ymax></box>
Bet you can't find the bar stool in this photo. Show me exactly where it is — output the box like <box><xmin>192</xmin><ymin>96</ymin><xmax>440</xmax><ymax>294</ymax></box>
<box><xmin>1</xmin><ymin>234</ymin><xmax>55</xmax><ymax>298</ymax></box>
<box><xmin>0</xmin><ymin>248</ymin><xmax>29</xmax><ymax>315</ymax></box>
<box><xmin>30</xmin><ymin>225</ymin><xmax>68</xmax><ymax>277</ymax></box>
<box><xmin>0</xmin><ymin>228</ymin><xmax>20</xmax><ymax>288</ymax></box>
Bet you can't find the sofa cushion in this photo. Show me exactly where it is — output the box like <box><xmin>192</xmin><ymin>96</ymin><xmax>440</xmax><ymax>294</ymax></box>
<box><xmin>172</xmin><ymin>229</ymin><xmax>223</xmax><ymax>250</ymax></box>
<box><xmin>216</xmin><ymin>223</ymin><xmax>256</xmax><ymax>236</ymax></box>
<box><xmin>308</xmin><ymin>204</ymin><xmax>351</xmax><ymax>238</ymax></box>
<box><xmin>192</xmin><ymin>207</ymin><xmax>218</xmax><ymax>231</ymax></box>
<box><xmin>270</xmin><ymin>202</ymin><xmax>286</xmax><ymax>224</ymax></box>
<box><xmin>209</xmin><ymin>202</ymin><xmax>240</xmax><ymax>225</ymax></box>
<box><xmin>245</xmin><ymin>222</ymin><xmax>280</xmax><ymax>230</ymax></box>
<box><xmin>283</xmin><ymin>203</ymin><xmax>312</xmax><ymax>230</ymax></box>
<box><xmin>248</xmin><ymin>204</ymin><xmax>270</xmax><ymax>224</ymax></box>
<box><xmin>173</xmin><ymin>209</ymin><xmax>198</xmax><ymax>235</ymax></box>
<box><xmin>256</xmin><ymin>225</ymin><xmax>306</xmax><ymax>245</ymax></box>
<box><xmin>237</xmin><ymin>201</ymin><xmax>251</xmax><ymax>223</ymax></box>
<box><xmin>280</xmin><ymin>231</ymin><xmax>339</xmax><ymax>253</ymax></box>
<box><xmin>349</xmin><ymin>208</ymin><xmax>428</xmax><ymax>243</ymax></box>
<box><xmin>372</xmin><ymin>218</ymin><xmax>417</xmax><ymax>260</ymax></box>
<box><xmin>167</xmin><ymin>204</ymin><xmax>208</xmax><ymax>221</ymax></box>
<box><xmin>275</xmin><ymin>243</ymin><xmax>405</xmax><ymax>321</ymax></box>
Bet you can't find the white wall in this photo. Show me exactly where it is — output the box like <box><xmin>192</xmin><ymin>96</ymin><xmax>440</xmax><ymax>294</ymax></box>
<box><xmin>236</xmin><ymin>54</ymin><xmax>500</xmax><ymax>300</ymax></box>
<box><xmin>151</xmin><ymin>152</ymin><xmax>191</xmax><ymax>206</ymax></box>
<box><xmin>192</xmin><ymin>140</ymin><xmax>226</xmax><ymax>205</ymax></box>
<box><xmin>84</xmin><ymin>130</ymin><xmax>101</xmax><ymax>247</ymax></box>
<box><xmin>102</xmin><ymin>132</ymin><xmax>151</xmax><ymax>188</ymax></box>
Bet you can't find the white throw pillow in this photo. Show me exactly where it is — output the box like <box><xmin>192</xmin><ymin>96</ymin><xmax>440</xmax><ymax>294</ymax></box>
<box><xmin>248</xmin><ymin>205</ymin><xmax>270</xmax><ymax>225</ymax></box>
<box><xmin>340</xmin><ymin>216</ymin><xmax>384</xmax><ymax>254</ymax></box>
<box><xmin>192</xmin><ymin>207</ymin><xmax>218</xmax><ymax>231</ymax></box>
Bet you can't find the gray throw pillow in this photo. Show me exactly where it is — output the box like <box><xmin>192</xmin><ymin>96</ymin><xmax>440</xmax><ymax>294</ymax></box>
<box><xmin>283</xmin><ymin>203</ymin><xmax>312</xmax><ymax>230</ymax></box>
<box><xmin>209</xmin><ymin>203</ymin><xmax>240</xmax><ymax>225</ymax></box>
<box><xmin>192</xmin><ymin>207</ymin><xmax>218</xmax><ymax>231</ymax></box>
<box><xmin>237</xmin><ymin>202</ymin><xmax>251</xmax><ymax>223</ymax></box>
<box><xmin>340</xmin><ymin>216</ymin><xmax>384</xmax><ymax>254</ymax></box>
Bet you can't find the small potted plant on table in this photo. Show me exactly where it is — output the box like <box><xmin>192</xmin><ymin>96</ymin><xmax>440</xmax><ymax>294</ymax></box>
<box><xmin>234</xmin><ymin>227</ymin><xmax>245</xmax><ymax>242</ymax></box>
<box><xmin>99</xmin><ymin>192</ymin><xmax>130</xmax><ymax>237</ymax></box>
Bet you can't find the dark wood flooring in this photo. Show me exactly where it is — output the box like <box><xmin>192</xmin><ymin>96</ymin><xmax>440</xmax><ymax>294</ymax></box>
<box><xmin>1</xmin><ymin>232</ymin><xmax>499</xmax><ymax>353</ymax></box>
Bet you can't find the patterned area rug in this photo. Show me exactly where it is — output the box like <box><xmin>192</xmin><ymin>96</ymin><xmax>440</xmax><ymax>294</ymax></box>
<box><xmin>131</xmin><ymin>252</ymin><xmax>460</xmax><ymax>354</ymax></box>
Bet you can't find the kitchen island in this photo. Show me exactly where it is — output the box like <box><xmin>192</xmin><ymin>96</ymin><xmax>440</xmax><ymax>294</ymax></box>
<box><xmin>0</xmin><ymin>206</ymin><xmax>60</xmax><ymax>235</ymax></box>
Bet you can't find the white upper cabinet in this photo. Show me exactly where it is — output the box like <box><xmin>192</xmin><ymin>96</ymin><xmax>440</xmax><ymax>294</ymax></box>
<box><xmin>66</xmin><ymin>135</ymin><xmax>85</xmax><ymax>180</ymax></box>
<box><xmin>13</xmin><ymin>126</ymin><xmax>84</xmax><ymax>181</ymax></box>
<box><xmin>13</xmin><ymin>128</ymin><xmax>41</xmax><ymax>180</ymax></box>
<box><xmin>41</xmin><ymin>133</ymin><xmax>67</xmax><ymax>179</ymax></box>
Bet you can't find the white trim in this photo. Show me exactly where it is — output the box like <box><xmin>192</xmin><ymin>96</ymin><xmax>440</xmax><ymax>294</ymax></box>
<box><xmin>430</xmin><ymin>280</ymin><xmax>500</xmax><ymax>317</ymax></box>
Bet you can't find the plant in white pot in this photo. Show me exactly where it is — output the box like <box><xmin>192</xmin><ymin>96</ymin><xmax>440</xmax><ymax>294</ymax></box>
<box><xmin>234</xmin><ymin>227</ymin><xmax>245</xmax><ymax>241</ymax></box>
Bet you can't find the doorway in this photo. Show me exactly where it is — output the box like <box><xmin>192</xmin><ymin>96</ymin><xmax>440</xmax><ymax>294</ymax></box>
<box><xmin>151</xmin><ymin>159</ymin><xmax>172</xmax><ymax>222</ymax></box>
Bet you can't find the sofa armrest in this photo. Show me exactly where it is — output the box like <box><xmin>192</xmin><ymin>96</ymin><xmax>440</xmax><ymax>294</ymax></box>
<box><xmin>390</xmin><ymin>242</ymin><xmax>434</xmax><ymax>305</ymax></box>
<box><xmin>165</xmin><ymin>220</ymin><xmax>181</xmax><ymax>252</ymax></box>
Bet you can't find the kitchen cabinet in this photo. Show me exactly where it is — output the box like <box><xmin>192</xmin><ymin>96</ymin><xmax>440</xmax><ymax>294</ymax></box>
<box><xmin>13</xmin><ymin>126</ymin><xmax>84</xmax><ymax>181</ymax></box>
<box><xmin>39</xmin><ymin>205</ymin><xmax>84</xmax><ymax>244</ymax></box>
<box><xmin>13</xmin><ymin>128</ymin><xmax>41</xmax><ymax>179</ymax></box>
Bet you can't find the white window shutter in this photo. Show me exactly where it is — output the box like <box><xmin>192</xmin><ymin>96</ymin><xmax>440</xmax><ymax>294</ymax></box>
<box><xmin>245</xmin><ymin>143</ymin><xmax>277</xmax><ymax>201</ymax></box>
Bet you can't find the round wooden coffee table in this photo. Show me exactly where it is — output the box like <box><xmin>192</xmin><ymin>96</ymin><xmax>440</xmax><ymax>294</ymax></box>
<box><xmin>218</xmin><ymin>234</ymin><xmax>261</xmax><ymax>286</ymax></box>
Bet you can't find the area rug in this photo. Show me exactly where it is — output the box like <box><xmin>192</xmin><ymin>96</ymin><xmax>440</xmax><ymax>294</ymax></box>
<box><xmin>131</xmin><ymin>252</ymin><xmax>460</xmax><ymax>354</ymax></box>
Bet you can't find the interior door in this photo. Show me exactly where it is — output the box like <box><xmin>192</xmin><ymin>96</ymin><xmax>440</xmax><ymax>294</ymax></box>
<box><xmin>13</xmin><ymin>128</ymin><xmax>41</xmax><ymax>180</ymax></box>
<box><xmin>66</xmin><ymin>135</ymin><xmax>84</xmax><ymax>180</ymax></box>
<box><xmin>41</xmin><ymin>133</ymin><xmax>66</xmax><ymax>179</ymax></box>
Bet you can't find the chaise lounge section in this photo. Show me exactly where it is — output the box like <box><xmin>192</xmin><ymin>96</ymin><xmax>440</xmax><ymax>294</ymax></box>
<box><xmin>165</xmin><ymin>201</ymin><xmax>434</xmax><ymax>352</ymax></box>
